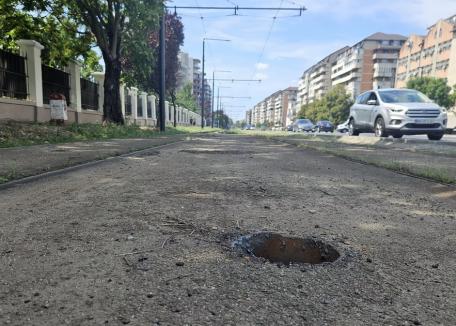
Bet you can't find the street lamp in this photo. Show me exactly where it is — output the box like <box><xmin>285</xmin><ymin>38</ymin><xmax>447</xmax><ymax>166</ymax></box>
<box><xmin>216</xmin><ymin>86</ymin><xmax>231</xmax><ymax>128</ymax></box>
<box><xmin>211</xmin><ymin>70</ymin><xmax>231</xmax><ymax>127</ymax></box>
<box><xmin>201</xmin><ymin>38</ymin><xmax>230</xmax><ymax>128</ymax></box>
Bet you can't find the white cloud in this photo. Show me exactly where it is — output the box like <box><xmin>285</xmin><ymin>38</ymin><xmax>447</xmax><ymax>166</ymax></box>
<box><xmin>305</xmin><ymin>0</ymin><xmax>456</xmax><ymax>27</ymax></box>
<box><xmin>253</xmin><ymin>72</ymin><xmax>268</xmax><ymax>80</ymax></box>
<box><xmin>255</xmin><ymin>62</ymin><xmax>269</xmax><ymax>71</ymax></box>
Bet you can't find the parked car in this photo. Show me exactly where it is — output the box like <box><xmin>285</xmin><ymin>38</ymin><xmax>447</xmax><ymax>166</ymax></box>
<box><xmin>336</xmin><ymin>119</ymin><xmax>349</xmax><ymax>133</ymax></box>
<box><xmin>292</xmin><ymin>119</ymin><xmax>314</xmax><ymax>132</ymax></box>
<box><xmin>314</xmin><ymin>120</ymin><xmax>334</xmax><ymax>133</ymax></box>
<box><xmin>286</xmin><ymin>125</ymin><xmax>293</xmax><ymax>132</ymax></box>
<box><xmin>348</xmin><ymin>88</ymin><xmax>448</xmax><ymax>140</ymax></box>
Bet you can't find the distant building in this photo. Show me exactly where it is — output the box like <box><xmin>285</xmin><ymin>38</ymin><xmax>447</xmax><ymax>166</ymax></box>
<box><xmin>289</xmin><ymin>33</ymin><xmax>406</xmax><ymax>124</ymax></box>
<box><xmin>192</xmin><ymin>59</ymin><xmax>202</xmax><ymax>104</ymax></box>
<box><xmin>331</xmin><ymin>32</ymin><xmax>406</xmax><ymax>97</ymax></box>
<box><xmin>245</xmin><ymin>110</ymin><xmax>252</xmax><ymax>125</ymax></box>
<box><xmin>176</xmin><ymin>51</ymin><xmax>194</xmax><ymax>91</ymax></box>
<box><xmin>250</xmin><ymin>87</ymin><xmax>298</xmax><ymax>129</ymax></box>
<box><xmin>396</xmin><ymin>15</ymin><xmax>456</xmax><ymax>88</ymax></box>
<box><xmin>297</xmin><ymin>46</ymin><xmax>350</xmax><ymax>106</ymax></box>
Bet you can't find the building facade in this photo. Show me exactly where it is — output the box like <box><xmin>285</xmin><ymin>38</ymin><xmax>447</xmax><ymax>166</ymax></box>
<box><xmin>331</xmin><ymin>33</ymin><xmax>406</xmax><ymax>98</ymax></box>
<box><xmin>297</xmin><ymin>46</ymin><xmax>350</xmax><ymax>107</ymax></box>
<box><xmin>396</xmin><ymin>15</ymin><xmax>456</xmax><ymax>88</ymax></box>
<box><xmin>250</xmin><ymin>87</ymin><xmax>298</xmax><ymax>129</ymax></box>
<box><xmin>176</xmin><ymin>51</ymin><xmax>194</xmax><ymax>91</ymax></box>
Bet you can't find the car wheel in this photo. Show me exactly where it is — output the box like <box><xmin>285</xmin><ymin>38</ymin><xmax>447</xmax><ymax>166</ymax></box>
<box><xmin>392</xmin><ymin>133</ymin><xmax>403</xmax><ymax>139</ymax></box>
<box><xmin>427</xmin><ymin>133</ymin><xmax>444</xmax><ymax>141</ymax></box>
<box><xmin>348</xmin><ymin>119</ymin><xmax>359</xmax><ymax>136</ymax></box>
<box><xmin>374</xmin><ymin>117</ymin><xmax>387</xmax><ymax>137</ymax></box>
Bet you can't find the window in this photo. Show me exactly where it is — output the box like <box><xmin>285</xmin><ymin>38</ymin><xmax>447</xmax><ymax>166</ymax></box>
<box><xmin>378</xmin><ymin>89</ymin><xmax>432</xmax><ymax>103</ymax></box>
<box><xmin>357</xmin><ymin>92</ymin><xmax>370</xmax><ymax>104</ymax></box>
<box><xmin>367</xmin><ymin>92</ymin><xmax>378</xmax><ymax>105</ymax></box>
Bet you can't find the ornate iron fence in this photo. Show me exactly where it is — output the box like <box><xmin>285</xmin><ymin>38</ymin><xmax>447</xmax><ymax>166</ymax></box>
<box><xmin>137</xmin><ymin>96</ymin><xmax>143</xmax><ymax>117</ymax></box>
<box><xmin>0</xmin><ymin>49</ymin><xmax>27</xmax><ymax>99</ymax></box>
<box><xmin>80</xmin><ymin>78</ymin><xmax>98</xmax><ymax>110</ymax></box>
<box><xmin>42</xmin><ymin>65</ymin><xmax>70</xmax><ymax>105</ymax></box>
<box><xmin>147</xmin><ymin>98</ymin><xmax>152</xmax><ymax>118</ymax></box>
<box><xmin>125</xmin><ymin>89</ymin><xmax>132</xmax><ymax>115</ymax></box>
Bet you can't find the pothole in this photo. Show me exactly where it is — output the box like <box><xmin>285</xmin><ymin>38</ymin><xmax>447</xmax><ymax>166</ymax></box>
<box><xmin>233</xmin><ymin>232</ymin><xmax>340</xmax><ymax>265</ymax></box>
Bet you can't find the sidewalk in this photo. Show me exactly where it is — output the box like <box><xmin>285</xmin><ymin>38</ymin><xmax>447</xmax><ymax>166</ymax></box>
<box><xmin>0</xmin><ymin>135</ymin><xmax>193</xmax><ymax>183</ymax></box>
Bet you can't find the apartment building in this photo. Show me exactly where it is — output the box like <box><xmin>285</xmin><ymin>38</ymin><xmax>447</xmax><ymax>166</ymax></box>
<box><xmin>331</xmin><ymin>32</ymin><xmax>407</xmax><ymax>98</ymax></box>
<box><xmin>297</xmin><ymin>47</ymin><xmax>350</xmax><ymax>107</ymax></box>
<box><xmin>250</xmin><ymin>87</ymin><xmax>298</xmax><ymax>128</ymax></box>
<box><xmin>396</xmin><ymin>15</ymin><xmax>456</xmax><ymax>88</ymax></box>
<box><xmin>176</xmin><ymin>51</ymin><xmax>194</xmax><ymax>91</ymax></box>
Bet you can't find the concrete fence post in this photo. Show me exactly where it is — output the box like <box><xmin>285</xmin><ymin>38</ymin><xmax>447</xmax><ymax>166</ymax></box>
<box><xmin>92</xmin><ymin>72</ymin><xmax>105</xmax><ymax>112</ymax></box>
<box><xmin>148</xmin><ymin>95</ymin><xmax>156</xmax><ymax>121</ymax></box>
<box><xmin>140</xmin><ymin>91</ymin><xmax>147</xmax><ymax>119</ymax></box>
<box><xmin>119</xmin><ymin>84</ymin><xmax>125</xmax><ymax>118</ymax></box>
<box><xmin>170</xmin><ymin>104</ymin><xmax>175</xmax><ymax>124</ymax></box>
<box><xmin>17</xmin><ymin>40</ymin><xmax>44</xmax><ymax>109</ymax></box>
<box><xmin>165</xmin><ymin>101</ymin><xmax>169</xmax><ymax>124</ymax></box>
<box><xmin>131</xmin><ymin>87</ymin><xmax>138</xmax><ymax>121</ymax></box>
<box><xmin>67</xmin><ymin>61</ymin><xmax>82</xmax><ymax>113</ymax></box>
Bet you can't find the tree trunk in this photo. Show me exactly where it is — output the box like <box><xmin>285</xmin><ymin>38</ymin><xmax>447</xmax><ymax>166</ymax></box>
<box><xmin>103</xmin><ymin>59</ymin><xmax>124</xmax><ymax>124</ymax></box>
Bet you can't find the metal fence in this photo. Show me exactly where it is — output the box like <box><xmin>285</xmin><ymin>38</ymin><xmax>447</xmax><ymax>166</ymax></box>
<box><xmin>80</xmin><ymin>78</ymin><xmax>98</xmax><ymax>110</ymax></box>
<box><xmin>42</xmin><ymin>65</ymin><xmax>70</xmax><ymax>105</ymax></box>
<box><xmin>147</xmin><ymin>99</ymin><xmax>152</xmax><ymax>118</ymax></box>
<box><xmin>125</xmin><ymin>89</ymin><xmax>132</xmax><ymax>115</ymax></box>
<box><xmin>0</xmin><ymin>49</ymin><xmax>27</xmax><ymax>99</ymax></box>
<box><xmin>137</xmin><ymin>96</ymin><xmax>143</xmax><ymax>117</ymax></box>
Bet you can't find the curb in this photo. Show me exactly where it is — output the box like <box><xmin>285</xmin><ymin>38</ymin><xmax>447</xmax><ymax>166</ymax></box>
<box><xmin>0</xmin><ymin>140</ymin><xmax>185</xmax><ymax>191</ymax></box>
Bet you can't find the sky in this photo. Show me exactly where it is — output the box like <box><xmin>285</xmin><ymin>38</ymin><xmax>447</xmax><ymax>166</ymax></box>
<box><xmin>171</xmin><ymin>0</ymin><xmax>456</xmax><ymax>121</ymax></box>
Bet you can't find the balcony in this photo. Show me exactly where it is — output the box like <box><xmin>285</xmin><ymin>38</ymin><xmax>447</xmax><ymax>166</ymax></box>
<box><xmin>373</xmin><ymin>52</ymin><xmax>399</xmax><ymax>60</ymax></box>
<box><xmin>332</xmin><ymin>72</ymin><xmax>361</xmax><ymax>84</ymax></box>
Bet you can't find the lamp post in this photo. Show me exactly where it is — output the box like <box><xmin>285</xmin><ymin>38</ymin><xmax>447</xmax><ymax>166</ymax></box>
<box><xmin>211</xmin><ymin>70</ymin><xmax>231</xmax><ymax>128</ymax></box>
<box><xmin>216</xmin><ymin>86</ymin><xmax>231</xmax><ymax>128</ymax></box>
<box><xmin>201</xmin><ymin>38</ymin><xmax>230</xmax><ymax>128</ymax></box>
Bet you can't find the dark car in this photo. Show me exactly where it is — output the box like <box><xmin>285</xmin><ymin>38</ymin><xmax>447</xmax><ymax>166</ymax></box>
<box><xmin>314</xmin><ymin>120</ymin><xmax>334</xmax><ymax>133</ymax></box>
<box><xmin>292</xmin><ymin>119</ymin><xmax>314</xmax><ymax>132</ymax></box>
<box><xmin>286</xmin><ymin>125</ymin><xmax>293</xmax><ymax>131</ymax></box>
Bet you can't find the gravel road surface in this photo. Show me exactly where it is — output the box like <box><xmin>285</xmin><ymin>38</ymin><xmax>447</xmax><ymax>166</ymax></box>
<box><xmin>1</xmin><ymin>134</ymin><xmax>455</xmax><ymax>325</ymax></box>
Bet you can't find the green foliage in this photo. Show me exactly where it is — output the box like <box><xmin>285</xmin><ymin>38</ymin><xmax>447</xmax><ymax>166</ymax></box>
<box><xmin>406</xmin><ymin>77</ymin><xmax>455</xmax><ymax>108</ymax></box>
<box><xmin>0</xmin><ymin>0</ymin><xmax>100</xmax><ymax>72</ymax></box>
<box><xmin>0</xmin><ymin>121</ymin><xmax>213</xmax><ymax>148</ymax></box>
<box><xmin>175</xmin><ymin>83</ymin><xmax>198</xmax><ymax>112</ymax></box>
<box><xmin>298</xmin><ymin>85</ymin><xmax>353</xmax><ymax>124</ymax></box>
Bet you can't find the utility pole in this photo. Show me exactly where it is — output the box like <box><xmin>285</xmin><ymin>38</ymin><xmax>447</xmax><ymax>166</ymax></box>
<box><xmin>201</xmin><ymin>40</ymin><xmax>205</xmax><ymax>128</ymax></box>
<box><xmin>201</xmin><ymin>38</ymin><xmax>230</xmax><ymax>129</ymax></box>
<box><xmin>211</xmin><ymin>70</ymin><xmax>231</xmax><ymax>128</ymax></box>
<box><xmin>212</xmin><ymin>71</ymin><xmax>215</xmax><ymax>128</ymax></box>
<box><xmin>159</xmin><ymin>4</ymin><xmax>304</xmax><ymax>131</ymax></box>
<box><xmin>158</xmin><ymin>10</ymin><xmax>166</xmax><ymax>132</ymax></box>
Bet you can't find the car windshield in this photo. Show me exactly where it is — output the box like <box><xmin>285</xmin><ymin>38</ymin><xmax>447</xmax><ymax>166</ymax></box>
<box><xmin>378</xmin><ymin>90</ymin><xmax>433</xmax><ymax>103</ymax></box>
<box><xmin>297</xmin><ymin>119</ymin><xmax>310</xmax><ymax>123</ymax></box>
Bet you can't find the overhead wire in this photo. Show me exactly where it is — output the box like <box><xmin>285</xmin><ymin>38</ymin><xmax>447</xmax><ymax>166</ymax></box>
<box><xmin>250</xmin><ymin>0</ymin><xmax>284</xmax><ymax>80</ymax></box>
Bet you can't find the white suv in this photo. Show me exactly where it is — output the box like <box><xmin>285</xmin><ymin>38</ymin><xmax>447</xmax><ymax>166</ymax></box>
<box><xmin>348</xmin><ymin>88</ymin><xmax>448</xmax><ymax>140</ymax></box>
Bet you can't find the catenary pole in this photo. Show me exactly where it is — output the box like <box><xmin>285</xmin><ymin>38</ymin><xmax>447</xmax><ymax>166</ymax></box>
<box><xmin>158</xmin><ymin>10</ymin><xmax>166</xmax><ymax>132</ymax></box>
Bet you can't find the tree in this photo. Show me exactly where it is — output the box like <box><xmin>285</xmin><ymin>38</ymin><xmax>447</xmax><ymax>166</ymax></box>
<box><xmin>147</xmin><ymin>12</ymin><xmax>184</xmax><ymax>95</ymax></box>
<box><xmin>407</xmin><ymin>77</ymin><xmax>455</xmax><ymax>108</ymax></box>
<box><xmin>298</xmin><ymin>85</ymin><xmax>352</xmax><ymax>124</ymax></box>
<box><xmin>71</xmin><ymin>0</ymin><xmax>163</xmax><ymax>124</ymax></box>
<box><xmin>176</xmin><ymin>83</ymin><xmax>198</xmax><ymax>112</ymax></box>
<box><xmin>14</xmin><ymin>0</ymin><xmax>164</xmax><ymax>124</ymax></box>
<box><xmin>0</xmin><ymin>0</ymin><xmax>100</xmax><ymax>73</ymax></box>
